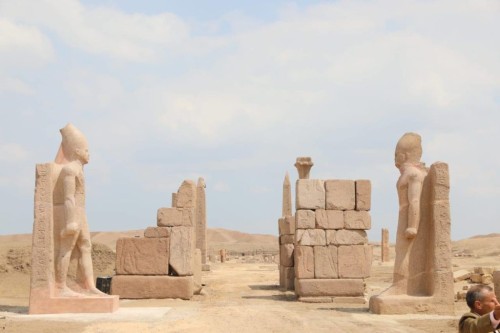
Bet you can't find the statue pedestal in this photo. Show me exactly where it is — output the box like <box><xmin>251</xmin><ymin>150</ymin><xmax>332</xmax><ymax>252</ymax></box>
<box><xmin>369</xmin><ymin>294</ymin><xmax>454</xmax><ymax>315</ymax></box>
<box><xmin>29</xmin><ymin>289</ymin><xmax>119</xmax><ymax>314</ymax></box>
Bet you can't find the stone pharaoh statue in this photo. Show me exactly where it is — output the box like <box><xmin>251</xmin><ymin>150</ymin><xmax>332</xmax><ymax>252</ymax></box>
<box><xmin>391</xmin><ymin>132</ymin><xmax>428</xmax><ymax>293</ymax></box>
<box><xmin>53</xmin><ymin>124</ymin><xmax>105</xmax><ymax>297</ymax></box>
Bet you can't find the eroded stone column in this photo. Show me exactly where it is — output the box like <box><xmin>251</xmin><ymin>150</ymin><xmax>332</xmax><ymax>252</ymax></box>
<box><xmin>283</xmin><ymin>172</ymin><xmax>292</xmax><ymax>217</ymax></box>
<box><xmin>381</xmin><ymin>228</ymin><xmax>389</xmax><ymax>262</ymax></box>
<box><xmin>196</xmin><ymin>177</ymin><xmax>209</xmax><ymax>271</ymax></box>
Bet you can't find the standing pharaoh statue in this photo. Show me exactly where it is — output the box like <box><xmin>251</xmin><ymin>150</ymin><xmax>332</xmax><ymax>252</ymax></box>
<box><xmin>369</xmin><ymin>132</ymin><xmax>454</xmax><ymax>314</ymax></box>
<box><xmin>52</xmin><ymin>124</ymin><xmax>105</xmax><ymax>297</ymax></box>
<box><xmin>391</xmin><ymin>132</ymin><xmax>428</xmax><ymax>293</ymax></box>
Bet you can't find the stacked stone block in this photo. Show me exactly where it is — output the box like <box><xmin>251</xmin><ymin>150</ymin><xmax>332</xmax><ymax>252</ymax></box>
<box><xmin>294</xmin><ymin>179</ymin><xmax>372</xmax><ymax>302</ymax></box>
<box><xmin>111</xmin><ymin>180</ymin><xmax>200</xmax><ymax>300</ymax></box>
<box><xmin>279</xmin><ymin>215</ymin><xmax>295</xmax><ymax>290</ymax></box>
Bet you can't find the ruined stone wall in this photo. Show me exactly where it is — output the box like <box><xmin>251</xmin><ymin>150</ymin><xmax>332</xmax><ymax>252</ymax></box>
<box><xmin>294</xmin><ymin>179</ymin><xmax>372</xmax><ymax>302</ymax></box>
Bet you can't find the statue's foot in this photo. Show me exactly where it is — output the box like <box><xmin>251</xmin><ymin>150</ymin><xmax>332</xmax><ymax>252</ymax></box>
<box><xmin>57</xmin><ymin>286</ymin><xmax>85</xmax><ymax>298</ymax></box>
<box><xmin>84</xmin><ymin>287</ymin><xmax>108</xmax><ymax>297</ymax></box>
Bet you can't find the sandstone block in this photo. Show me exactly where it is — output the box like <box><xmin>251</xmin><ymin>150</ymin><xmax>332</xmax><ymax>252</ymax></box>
<box><xmin>344</xmin><ymin>211</ymin><xmax>371</xmax><ymax>230</ymax></box>
<box><xmin>144</xmin><ymin>227</ymin><xmax>171</xmax><ymax>238</ymax></box>
<box><xmin>355</xmin><ymin>179</ymin><xmax>371</xmax><ymax>211</ymax></box>
<box><xmin>296</xmin><ymin>179</ymin><xmax>325</xmax><ymax>210</ymax></box>
<box><xmin>314</xmin><ymin>246</ymin><xmax>338</xmax><ymax>279</ymax></box>
<box><xmin>157</xmin><ymin>207</ymin><xmax>194</xmax><ymax>227</ymax></box>
<box><xmin>111</xmin><ymin>275</ymin><xmax>193</xmax><ymax>300</ymax></box>
<box><xmin>338</xmin><ymin>245</ymin><xmax>371</xmax><ymax>278</ymax></box>
<box><xmin>115</xmin><ymin>238</ymin><xmax>169</xmax><ymax>275</ymax></box>
<box><xmin>494</xmin><ymin>271</ymin><xmax>500</xmax><ymax>300</ymax></box>
<box><xmin>294</xmin><ymin>246</ymin><xmax>314</xmax><ymax>279</ymax></box>
<box><xmin>482</xmin><ymin>274</ymin><xmax>493</xmax><ymax>285</ymax></box>
<box><xmin>280</xmin><ymin>235</ymin><xmax>295</xmax><ymax>245</ymax></box>
<box><xmin>280</xmin><ymin>266</ymin><xmax>295</xmax><ymax>290</ymax></box>
<box><xmin>325</xmin><ymin>180</ymin><xmax>355</xmax><ymax>210</ymax></box>
<box><xmin>170</xmin><ymin>226</ymin><xmax>195</xmax><ymax>276</ymax></box>
<box><xmin>278</xmin><ymin>215</ymin><xmax>295</xmax><ymax>235</ymax></box>
<box><xmin>280</xmin><ymin>244</ymin><xmax>294</xmax><ymax>267</ymax></box>
<box><xmin>315</xmin><ymin>209</ymin><xmax>343</xmax><ymax>229</ymax></box>
<box><xmin>453</xmin><ymin>269</ymin><xmax>472</xmax><ymax>282</ymax></box>
<box><xmin>299</xmin><ymin>297</ymin><xmax>333</xmax><ymax>303</ymax></box>
<box><xmin>296</xmin><ymin>229</ymin><xmax>326</xmax><ymax>246</ymax></box>
<box><xmin>296</xmin><ymin>210</ymin><xmax>315</xmax><ymax>229</ymax></box>
<box><xmin>469</xmin><ymin>273</ymin><xmax>482</xmax><ymax>283</ymax></box>
<box><xmin>295</xmin><ymin>278</ymin><xmax>365</xmax><ymax>297</ymax></box>
<box><xmin>474</xmin><ymin>267</ymin><xmax>494</xmax><ymax>275</ymax></box>
<box><xmin>176</xmin><ymin>180</ymin><xmax>197</xmax><ymax>208</ymax></box>
<box><xmin>327</xmin><ymin>229</ymin><xmax>367</xmax><ymax>245</ymax></box>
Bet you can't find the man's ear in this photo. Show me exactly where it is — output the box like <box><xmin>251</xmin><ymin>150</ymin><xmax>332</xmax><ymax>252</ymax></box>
<box><xmin>475</xmin><ymin>300</ymin><xmax>483</xmax><ymax>310</ymax></box>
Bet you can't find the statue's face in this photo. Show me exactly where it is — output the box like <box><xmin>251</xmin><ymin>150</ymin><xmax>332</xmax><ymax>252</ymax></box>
<box><xmin>75</xmin><ymin>146</ymin><xmax>90</xmax><ymax>165</ymax></box>
<box><xmin>394</xmin><ymin>150</ymin><xmax>406</xmax><ymax>168</ymax></box>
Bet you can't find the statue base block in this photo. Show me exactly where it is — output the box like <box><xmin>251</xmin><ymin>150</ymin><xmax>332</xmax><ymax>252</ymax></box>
<box><xmin>29</xmin><ymin>292</ymin><xmax>119</xmax><ymax>314</ymax></box>
<box><xmin>369</xmin><ymin>294</ymin><xmax>454</xmax><ymax>315</ymax></box>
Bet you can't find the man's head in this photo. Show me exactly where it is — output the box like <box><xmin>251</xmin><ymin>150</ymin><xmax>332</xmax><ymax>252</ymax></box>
<box><xmin>57</xmin><ymin>123</ymin><xmax>89</xmax><ymax>164</ymax></box>
<box><xmin>395</xmin><ymin>132</ymin><xmax>422</xmax><ymax>168</ymax></box>
<box><xmin>466</xmin><ymin>284</ymin><xmax>499</xmax><ymax>315</ymax></box>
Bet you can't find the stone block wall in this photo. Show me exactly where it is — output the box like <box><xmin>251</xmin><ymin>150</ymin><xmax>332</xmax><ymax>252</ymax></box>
<box><xmin>294</xmin><ymin>179</ymin><xmax>372</xmax><ymax>302</ymax></box>
<box><xmin>111</xmin><ymin>180</ymin><xmax>200</xmax><ymax>300</ymax></box>
<box><xmin>279</xmin><ymin>215</ymin><xmax>295</xmax><ymax>290</ymax></box>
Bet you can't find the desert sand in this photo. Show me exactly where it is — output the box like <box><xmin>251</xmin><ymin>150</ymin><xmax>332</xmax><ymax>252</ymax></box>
<box><xmin>1</xmin><ymin>229</ymin><xmax>499</xmax><ymax>333</ymax></box>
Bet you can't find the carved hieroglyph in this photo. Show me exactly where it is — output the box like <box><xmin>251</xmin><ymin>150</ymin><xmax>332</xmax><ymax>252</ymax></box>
<box><xmin>29</xmin><ymin>124</ymin><xmax>118</xmax><ymax>314</ymax></box>
<box><xmin>369</xmin><ymin>133</ymin><xmax>454</xmax><ymax>314</ymax></box>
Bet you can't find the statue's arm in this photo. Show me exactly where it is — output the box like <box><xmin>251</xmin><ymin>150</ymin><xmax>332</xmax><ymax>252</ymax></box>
<box><xmin>405</xmin><ymin>172</ymin><xmax>424</xmax><ymax>239</ymax></box>
<box><xmin>62</xmin><ymin>167</ymin><xmax>79</xmax><ymax>236</ymax></box>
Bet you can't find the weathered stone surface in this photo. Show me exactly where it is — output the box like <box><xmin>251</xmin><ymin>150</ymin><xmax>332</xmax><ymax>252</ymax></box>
<box><xmin>338</xmin><ymin>245</ymin><xmax>371</xmax><ymax>278</ymax></box>
<box><xmin>280</xmin><ymin>244</ymin><xmax>294</xmax><ymax>267</ymax></box>
<box><xmin>294</xmin><ymin>246</ymin><xmax>314</xmax><ymax>279</ymax></box>
<box><xmin>469</xmin><ymin>273</ymin><xmax>482</xmax><ymax>283</ymax></box>
<box><xmin>325</xmin><ymin>180</ymin><xmax>355</xmax><ymax>210</ymax></box>
<box><xmin>474</xmin><ymin>267</ymin><xmax>494</xmax><ymax>275</ymax></box>
<box><xmin>295</xmin><ymin>278</ymin><xmax>365</xmax><ymax>297</ymax></box>
<box><xmin>176</xmin><ymin>180</ymin><xmax>197</xmax><ymax>208</ymax></box>
<box><xmin>493</xmin><ymin>271</ymin><xmax>500</xmax><ymax>300</ymax></box>
<box><xmin>355</xmin><ymin>179</ymin><xmax>371</xmax><ymax>211</ymax></box>
<box><xmin>315</xmin><ymin>209</ymin><xmax>343</xmax><ymax>229</ymax></box>
<box><xmin>282</xmin><ymin>172</ymin><xmax>293</xmax><ymax>217</ymax></box>
<box><xmin>280</xmin><ymin>266</ymin><xmax>295</xmax><ymax>291</ymax></box>
<box><xmin>453</xmin><ymin>270</ymin><xmax>471</xmax><ymax>282</ymax></box>
<box><xmin>381</xmin><ymin>228</ymin><xmax>390</xmax><ymax>262</ymax></box>
<box><xmin>196</xmin><ymin>177</ymin><xmax>207</xmax><ymax>265</ymax></box>
<box><xmin>111</xmin><ymin>275</ymin><xmax>194</xmax><ymax>300</ymax></box>
<box><xmin>296</xmin><ymin>210</ymin><xmax>315</xmax><ymax>229</ymax></box>
<box><xmin>482</xmin><ymin>274</ymin><xmax>493</xmax><ymax>285</ymax></box>
<box><xmin>296</xmin><ymin>179</ymin><xmax>325</xmax><ymax>210</ymax></box>
<box><xmin>144</xmin><ymin>227</ymin><xmax>171</xmax><ymax>238</ymax></box>
<box><xmin>170</xmin><ymin>226</ymin><xmax>195</xmax><ymax>276</ymax></box>
<box><xmin>278</xmin><ymin>215</ymin><xmax>295</xmax><ymax>235</ymax></box>
<box><xmin>314</xmin><ymin>246</ymin><xmax>338</xmax><ymax>279</ymax></box>
<box><xmin>327</xmin><ymin>229</ymin><xmax>367</xmax><ymax>245</ymax></box>
<box><xmin>369</xmin><ymin>294</ymin><xmax>454</xmax><ymax>315</ymax></box>
<box><xmin>157</xmin><ymin>207</ymin><xmax>194</xmax><ymax>227</ymax></box>
<box><xmin>115</xmin><ymin>238</ymin><xmax>169</xmax><ymax>275</ymax></box>
<box><xmin>194</xmin><ymin>249</ymin><xmax>202</xmax><ymax>294</ymax></box>
<box><xmin>344</xmin><ymin>211</ymin><xmax>371</xmax><ymax>230</ymax></box>
<box><xmin>296</xmin><ymin>229</ymin><xmax>326</xmax><ymax>246</ymax></box>
<box><xmin>280</xmin><ymin>235</ymin><xmax>295</xmax><ymax>245</ymax></box>
<box><xmin>299</xmin><ymin>296</ymin><xmax>333</xmax><ymax>303</ymax></box>
<box><xmin>172</xmin><ymin>193</ymin><xmax>177</xmax><ymax>207</ymax></box>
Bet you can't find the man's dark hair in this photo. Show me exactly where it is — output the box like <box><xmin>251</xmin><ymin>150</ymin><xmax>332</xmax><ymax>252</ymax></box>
<box><xmin>466</xmin><ymin>284</ymin><xmax>493</xmax><ymax>309</ymax></box>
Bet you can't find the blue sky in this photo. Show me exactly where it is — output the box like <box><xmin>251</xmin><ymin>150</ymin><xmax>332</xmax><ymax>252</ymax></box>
<box><xmin>0</xmin><ymin>0</ymin><xmax>499</xmax><ymax>241</ymax></box>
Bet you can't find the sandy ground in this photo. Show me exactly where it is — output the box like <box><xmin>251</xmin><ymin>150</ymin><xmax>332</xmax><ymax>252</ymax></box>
<box><xmin>0</xmin><ymin>232</ymin><xmax>498</xmax><ymax>333</ymax></box>
<box><xmin>0</xmin><ymin>260</ymin><xmax>469</xmax><ymax>333</ymax></box>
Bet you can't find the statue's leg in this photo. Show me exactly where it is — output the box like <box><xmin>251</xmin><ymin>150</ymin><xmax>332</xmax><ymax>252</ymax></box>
<box><xmin>77</xmin><ymin>219</ymin><xmax>107</xmax><ymax>296</ymax></box>
<box><xmin>55</xmin><ymin>232</ymin><xmax>83</xmax><ymax>297</ymax></box>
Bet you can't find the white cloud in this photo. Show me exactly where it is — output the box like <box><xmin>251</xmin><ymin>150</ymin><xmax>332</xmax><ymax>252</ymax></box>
<box><xmin>0</xmin><ymin>0</ymin><xmax>188</xmax><ymax>62</ymax></box>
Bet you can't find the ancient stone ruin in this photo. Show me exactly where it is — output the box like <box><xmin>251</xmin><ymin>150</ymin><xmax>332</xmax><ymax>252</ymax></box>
<box><xmin>369</xmin><ymin>132</ymin><xmax>454</xmax><ymax>314</ymax></box>
<box><xmin>111</xmin><ymin>179</ymin><xmax>205</xmax><ymax>299</ymax></box>
<box><xmin>281</xmin><ymin>157</ymin><xmax>373</xmax><ymax>302</ymax></box>
<box><xmin>381</xmin><ymin>228</ymin><xmax>390</xmax><ymax>262</ymax></box>
<box><xmin>29</xmin><ymin>124</ymin><xmax>118</xmax><ymax>314</ymax></box>
<box><xmin>278</xmin><ymin>172</ymin><xmax>294</xmax><ymax>290</ymax></box>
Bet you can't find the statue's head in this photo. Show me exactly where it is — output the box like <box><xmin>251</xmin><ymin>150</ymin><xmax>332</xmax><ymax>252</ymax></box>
<box><xmin>55</xmin><ymin>123</ymin><xmax>89</xmax><ymax>164</ymax></box>
<box><xmin>395</xmin><ymin>132</ymin><xmax>422</xmax><ymax>168</ymax></box>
